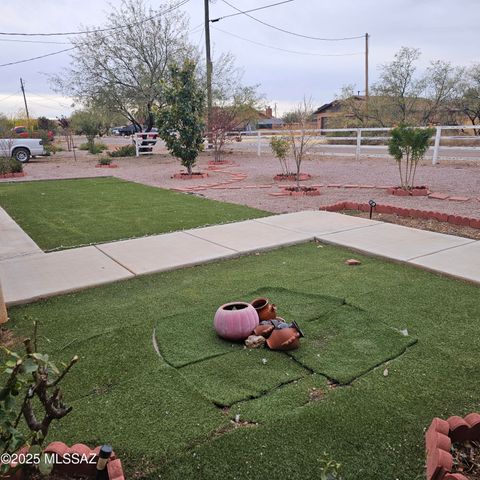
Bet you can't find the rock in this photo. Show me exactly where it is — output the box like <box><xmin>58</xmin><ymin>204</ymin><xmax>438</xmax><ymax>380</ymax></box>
<box><xmin>345</xmin><ymin>259</ymin><xmax>362</xmax><ymax>266</ymax></box>
<box><xmin>244</xmin><ymin>335</ymin><xmax>266</xmax><ymax>349</ymax></box>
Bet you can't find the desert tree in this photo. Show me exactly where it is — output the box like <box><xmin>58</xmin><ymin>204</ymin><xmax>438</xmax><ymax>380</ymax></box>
<box><xmin>52</xmin><ymin>0</ymin><xmax>192</xmax><ymax>131</ymax></box>
<box><xmin>70</xmin><ymin>109</ymin><xmax>107</xmax><ymax>153</ymax></box>
<box><xmin>372</xmin><ymin>47</ymin><xmax>426</xmax><ymax>124</ymax></box>
<box><xmin>454</xmin><ymin>64</ymin><xmax>480</xmax><ymax>134</ymax></box>
<box><xmin>157</xmin><ymin>60</ymin><xmax>205</xmax><ymax>175</ymax></box>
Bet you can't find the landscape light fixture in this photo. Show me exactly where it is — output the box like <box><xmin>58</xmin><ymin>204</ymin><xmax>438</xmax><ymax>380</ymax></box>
<box><xmin>368</xmin><ymin>199</ymin><xmax>377</xmax><ymax>219</ymax></box>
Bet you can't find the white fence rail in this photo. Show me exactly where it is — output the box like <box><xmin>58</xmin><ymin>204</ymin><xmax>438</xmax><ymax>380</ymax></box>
<box><xmin>231</xmin><ymin>125</ymin><xmax>480</xmax><ymax>164</ymax></box>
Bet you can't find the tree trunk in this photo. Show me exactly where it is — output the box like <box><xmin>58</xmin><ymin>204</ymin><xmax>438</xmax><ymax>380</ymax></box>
<box><xmin>145</xmin><ymin>103</ymin><xmax>154</xmax><ymax>132</ymax></box>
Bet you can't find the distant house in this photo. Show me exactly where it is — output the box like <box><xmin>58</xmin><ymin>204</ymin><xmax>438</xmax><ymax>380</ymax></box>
<box><xmin>313</xmin><ymin>96</ymin><xmax>364</xmax><ymax>129</ymax></box>
<box><xmin>314</xmin><ymin>95</ymin><xmax>474</xmax><ymax>129</ymax></box>
<box><xmin>236</xmin><ymin>106</ymin><xmax>284</xmax><ymax>131</ymax></box>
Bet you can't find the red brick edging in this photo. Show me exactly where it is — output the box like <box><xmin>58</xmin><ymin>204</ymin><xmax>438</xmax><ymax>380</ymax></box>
<box><xmin>95</xmin><ymin>164</ymin><xmax>118</xmax><ymax>168</ymax></box>
<box><xmin>0</xmin><ymin>172</ymin><xmax>26</xmax><ymax>179</ymax></box>
<box><xmin>426</xmin><ymin>414</ymin><xmax>480</xmax><ymax>480</ymax></box>
<box><xmin>319</xmin><ymin>202</ymin><xmax>480</xmax><ymax>230</ymax></box>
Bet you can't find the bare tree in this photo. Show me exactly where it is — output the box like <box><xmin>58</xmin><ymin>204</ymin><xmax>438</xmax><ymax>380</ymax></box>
<box><xmin>287</xmin><ymin>99</ymin><xmax>317</xmax><ymax>189</ymax></box>
<box><xmin>454</xmin><ymin>64</ymin><xmax>480</xmax><ymax>134</ymax></box>
<box><xmin>52</xmin><ymin>0</ymin><xmax>191</xmax><ymax>131</ymax></box>
<box><xmin>207</xmin><ymin>53</ymin><xmax>262</xmax><ymax>162</ymax></box>
<box><xmin>421</xmin><ymin>60</ymin><xmax>464</xmax><ymax>124</ymax></box>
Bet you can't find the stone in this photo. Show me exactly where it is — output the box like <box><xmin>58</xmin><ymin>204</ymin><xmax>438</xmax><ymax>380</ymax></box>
<box><xmin>345</xmin><ymin>259</ymin><xmax>361</xmax><ymax>266</ymax></box>
<box><xmin>245</xmin><ymin>335</ymin><xmax>266</xmax><ymax>348</ymax></box>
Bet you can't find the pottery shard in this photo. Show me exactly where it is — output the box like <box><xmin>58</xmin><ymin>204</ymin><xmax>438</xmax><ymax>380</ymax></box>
<box><xmin>345</xmin><ymin>259</ymin><xmax>361</xmax><ymax>266</ymax></box>
<box><xmin>245</xmin><ymin>335</ymin><xmax>266</xmax><ymax>349</ymax></box>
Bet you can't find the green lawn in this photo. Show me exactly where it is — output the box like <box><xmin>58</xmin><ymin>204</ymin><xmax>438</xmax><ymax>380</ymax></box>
<box><xmin>0</xmin><ymin>177</ymin><xmax>268</xmax><ymax>250</ymax></box>
<box><xmin>6</xmin><ymin>242</ymin><xmax>480</xmax><ymax>479</ymax></box>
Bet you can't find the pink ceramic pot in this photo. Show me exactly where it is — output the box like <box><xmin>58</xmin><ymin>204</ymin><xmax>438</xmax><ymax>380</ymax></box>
<box><xmin>214</xmin><ymin>302</ymin><xmax>259</xmax><ymax>341</ymax></box>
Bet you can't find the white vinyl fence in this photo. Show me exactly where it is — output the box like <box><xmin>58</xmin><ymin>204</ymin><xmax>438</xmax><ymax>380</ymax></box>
<box><xmin>229</xmin><ymin>125</ymin><xmax>480</xmax><ymax>164</ymax></box>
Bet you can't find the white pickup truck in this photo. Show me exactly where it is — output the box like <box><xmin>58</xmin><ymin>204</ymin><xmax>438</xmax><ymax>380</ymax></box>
<box><xmin>0</xmin><ymin>138</ymin><xmax>46</xmax><ymax>163</ymax></box>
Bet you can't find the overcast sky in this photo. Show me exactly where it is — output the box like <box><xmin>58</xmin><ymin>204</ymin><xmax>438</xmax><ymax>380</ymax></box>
<box><xmin>0</xmin><ymin>0</ymin><xmax>478</xmax><ymax>119</ymax></box>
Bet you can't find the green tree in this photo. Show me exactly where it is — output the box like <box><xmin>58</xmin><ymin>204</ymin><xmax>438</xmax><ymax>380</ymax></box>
<box><xmin>158</xmin><ymin>60</ymin><xmax>205</xmax><ymax>175</ymax></box>
<box><xmin>388</xmin><ymin>125</ymin><xmax>434</xmax><ymax>190</ymax></box>
<box><xmin>70</xmin><ymin>110</ymin><xmax>106</xmax><ymax>154</ymax></box>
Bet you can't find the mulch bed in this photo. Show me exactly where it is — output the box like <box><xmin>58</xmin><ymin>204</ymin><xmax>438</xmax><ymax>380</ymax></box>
<box><xmin>452</xmin><ymin>440</ymin><xmax>480</xmax><ymax>479</ymax></box>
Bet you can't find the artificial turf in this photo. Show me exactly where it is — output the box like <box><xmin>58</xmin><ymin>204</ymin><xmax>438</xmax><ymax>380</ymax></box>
<box><xmin>0</xmin><ymin>177</ymin><xmax>268</xmax><ymax>250</ymax></box>
<box><xmin>5</xmin><ymin>242</ymin><xmax>480</xmax><ymax>479</ymax></box>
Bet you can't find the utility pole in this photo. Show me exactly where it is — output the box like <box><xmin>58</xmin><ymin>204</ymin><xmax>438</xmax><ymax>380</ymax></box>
<box><xmin>20</xmin><ymin>78</ymin><xmax>30</xmax><ymax>125</ymax></box>
<box><xmin>364</xmin><ymin>33</ymin><xmax>369</xmax><ymax>117</ymax></box>
<box><xmin>204</xmin><ymin>0</ymin><xmax>213</xmax><ymax>147</ymax></box>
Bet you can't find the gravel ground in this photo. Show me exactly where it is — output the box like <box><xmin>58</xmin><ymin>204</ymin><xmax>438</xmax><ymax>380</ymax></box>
<box><xmin>1</xmin><ymin>140</ymin><xmax>479</xmax><ymax>220</ymax></box>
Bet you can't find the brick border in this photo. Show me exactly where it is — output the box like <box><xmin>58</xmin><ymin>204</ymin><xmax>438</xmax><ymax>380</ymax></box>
<box><xmin>0</xmin><ymin>172</ymin><xmax>26</xmax><ymax>179</ymax></box>
<box><xmin>319</xmin><ymin>202</ymin><xmax>480</xmax><ymax>230</ymax></box>
<box><xmin>425</xmin><ymin>414</ymin><xmax>480</xmax><ymax>480</ymax></box>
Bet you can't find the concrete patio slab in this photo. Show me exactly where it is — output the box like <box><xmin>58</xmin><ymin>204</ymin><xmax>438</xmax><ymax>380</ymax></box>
<box><xmin>255</xmin><ymin>210</ymin><xmax>381</xmax><ymax>235</ymax></box>
<box><xmin>0</xmin><ymin>207</ymin><xmax>43</xmax><ymax>261</ymax></box>
<box><xmin>0</xmin><ymin>246</ymin><xmax>133</xmax><ymax>305</ymax></box>
<box><xmin>185</xmin><ymin>219</ymin><xmax>313</xmax><ymax>253</ymax></box>
<box><xmin>316</xmin><ymin>222</ymin><xmax>475</xmax><ymax>261</ymax></box>
<box><xmin>96</xmin><ymin>232</ymin><xmax>238</xmax><ymax>275</ymax></box>
<box><xmin>409</xmin><ymin>241</ymin><xmax>480</xmax><ymax>283</ymax></box>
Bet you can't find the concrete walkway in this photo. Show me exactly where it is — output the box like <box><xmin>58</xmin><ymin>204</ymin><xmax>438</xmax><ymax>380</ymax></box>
<box><xmin>0</xmin><ymin>210</ymin><xmax>478</xmax><ymax>306</ymax></box>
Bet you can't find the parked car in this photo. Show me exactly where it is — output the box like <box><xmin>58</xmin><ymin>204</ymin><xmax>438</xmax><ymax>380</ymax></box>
<box><xmin>117</xmin><ymin>124</ymin><xmax>142</xmax><ymax>136</ymax></box>
<box><xmin>111</xmin><ymin>126</ymin><xmax>125</xmax><ymax>136</ymax></box>
<box><xmin>0</xmin><ymin>138</ymin><xmax>46</xmax><ymax>162</ymax></box>
<box><xmin>12</xmin><ymin>126</ymin><xmax>55</xmax><ymax>141</ymax></box>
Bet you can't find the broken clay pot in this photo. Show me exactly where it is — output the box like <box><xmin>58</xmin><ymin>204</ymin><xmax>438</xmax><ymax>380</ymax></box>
<box><xmin>266</xmin><ymin>320</ymin><xmax>304</xmax><ymax>351</ymax></box>
<box><xmin>251</xmin><ymin>297</ymin><xmax>277</xmax><ymax>321</ymax></box>
<box><xmin>253</xmin><ymin>321</ymin><xmax>275</xmax><ymax>338</ymax></box>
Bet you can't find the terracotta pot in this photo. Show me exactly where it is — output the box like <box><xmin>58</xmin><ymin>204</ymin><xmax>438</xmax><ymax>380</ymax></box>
<box><xmin>253</xmin><ymin>321</ymin><xmax>275</xmax><ymax>338</ymax></box>
<box><xmin>266</xmin><ymin>320</ymin><xmax>304</xmax><ymax>351</ymax></box>
<box><xmin>251</xmin><ymin>298</ymin><xmax>277</xmax><ymax>321</ymax></box>
<box><xmin>6</xmin><ymin>442</ymin><xmax>125</xmax><ymax>480</ymax></box>
<box><xmin>214</xmin><ymin>302</ymin><xmax>259</xmax><ymax>341</ymax></box>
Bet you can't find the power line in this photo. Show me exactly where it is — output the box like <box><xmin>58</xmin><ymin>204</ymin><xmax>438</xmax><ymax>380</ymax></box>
<box><xmin>0</xmin><ymin>47</ymin><xmax>76</xmax><ymax>68</ymax></box>
<box><xmin>0</xmin><ymin>38</ymin><xmax>70</xmax><ymax>45</ymax></box>
<box><xmin>211</xmin><ymin>0</ymin><xmax>293</xmax><ymax>22</ymax></box>
<box><xmin>0</xmin><ymin>91</ymin><xmax>20</xmax><ymax>103</ymax></box>
<box><xmin>0</xmin><ymin>0</ymin><xmax>190</xmax><ymax>37</ymax></box>
<box><xmin>213</xmin><ymin>26</ymin><xmax>363</xmax><ymax>56</ymax></box>
<box><xmin>0</xmin><ymin>0</ymin><xmax>192</xmax><ymax>68</ymax></box>
<box><xmin>220</xmin><ymin>0</ymin><xmax>364</xmax><ymax>41</ymax></box>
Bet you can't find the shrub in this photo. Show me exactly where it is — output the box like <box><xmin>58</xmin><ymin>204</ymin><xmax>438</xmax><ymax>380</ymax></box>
<box><xmin>388</xmin><ymin>125</ymin><xmax>434</xmax><ymax>190</ymax></box>
<box><xmin>270</xmin><ymin>136</ymin><xmax>291</xmax><ymax>175</ymax></box>
<box><xmin>0</xmin><ymin>158</ymin><xmax>23</xmax><ymax>175</ymax></box>
<box><xmin>79</xmin><ymin>142</ymin><xmax>107</xmax><ymax>154</ymax></box>
<box><xmin>98</xmin><ymin>156</ymin><xmax>112</xmax><ymax>165</ymax></box>
<box><xmin>107</xmin><ymin>144</ymin><xmax>136</xmax><ymax>157</ymax></box>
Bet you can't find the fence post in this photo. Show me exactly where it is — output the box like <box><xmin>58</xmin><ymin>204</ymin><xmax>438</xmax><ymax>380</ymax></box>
<box><xmin>355</xmin><ymin>129</ymin><xmax>362</xmax><ymax>161</ymax></box>
<box><xmin>257</xmin><ymin>131</ymin><xmax>261</xmax><ymax>156</ymax></box>
<box><xmin>432</xmin><ymin>126</ymin><xmax>442</xmax><ymax>165</ymax></box>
